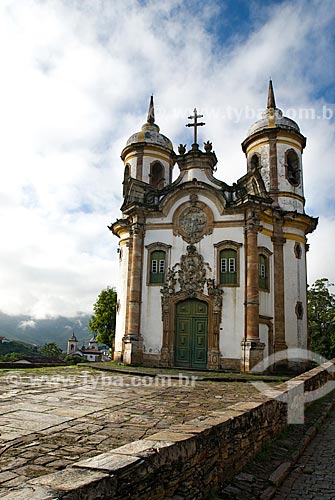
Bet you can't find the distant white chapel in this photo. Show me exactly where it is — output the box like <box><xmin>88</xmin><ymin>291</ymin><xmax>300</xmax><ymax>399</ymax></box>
<box><xmin>67</xmin><ymin>332</ymin><xmax>101</xmax><ymax>362</ymax></box>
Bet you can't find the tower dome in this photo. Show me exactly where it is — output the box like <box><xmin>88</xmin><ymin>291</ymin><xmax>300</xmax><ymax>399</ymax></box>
<box><xmin>121</xmin><ymin>96</ymin><xmax>175</xmax><ymax>193</ymax></box>
<box><xmin>242</xmin><ymin>80</ymin><xmax>307</xmax><ymax>214</ymax></box>
<box><xmin>123</xmin><ymin>96</ymin><xmax>173</xmax><ymax>152</ymax></box>
<box><xmin>246</xmin><ymin>80</ymin><xmax>300</xmax><ymax>138</ymax></box>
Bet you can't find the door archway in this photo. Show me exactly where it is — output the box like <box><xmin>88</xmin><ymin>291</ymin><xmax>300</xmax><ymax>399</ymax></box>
<box><xmin>175</xmin><ymin>299</ymin><xmax>208</xmax><ymax>369</ymax></box>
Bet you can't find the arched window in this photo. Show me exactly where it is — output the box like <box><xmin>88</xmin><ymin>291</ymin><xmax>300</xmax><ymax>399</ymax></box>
<box><xmin>250</xmin><ymin>154</ymin><xmax>260</xmax><ymax>169</ymax></box>
<box><xmin>294</xmin><ymin>242</ymin><xmax>302</xmax><ymax>259</ymax></box>
<box><xmin>258</xmin><ymin>254</ymin><xmax>269</xmax><ymax>290</ymax></box>
<box><xmin>215</xmin><ymin>241</ymin><xmax>242</xmax><ymax>286</ymax></box>
<box><xmin>123</xmin><ymin>164</ymin><xmax>130</xmax><ymax>197</ymax></box>
<box><xmin>150</xmin><ymin>162</ymin><xmax>164</xmax><ymax>189</ymax></box>
<box><xmin>149</xmin><ymin>250</ymin><xmax>166</xmax><ymax>284</ymax></box>
<box><xmin>286</xmin><ymin>150</ymin><xmax>300</xmax><ymax>186</ymax></box>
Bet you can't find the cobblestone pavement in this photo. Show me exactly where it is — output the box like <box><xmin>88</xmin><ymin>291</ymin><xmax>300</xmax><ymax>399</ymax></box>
<box><xmin>0</xmin><ymin>366</ymin><xmax>264</xmax><ymax>493</ymax></box>
<box><xmin>273</xmin><ymin>406</ymin><xmax>335</xmax><ymax>500</ymax></box>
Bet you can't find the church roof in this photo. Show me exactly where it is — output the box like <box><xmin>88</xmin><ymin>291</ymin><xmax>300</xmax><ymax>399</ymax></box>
<box><xmin>246</xmin><ymin>80</ymin><xmax>300</xmax><ymax>138</ymax></box>
<box><xmin>124</xmin><ymin>96</ymin><xmax>173</xmax><ymax>152</ymax></box>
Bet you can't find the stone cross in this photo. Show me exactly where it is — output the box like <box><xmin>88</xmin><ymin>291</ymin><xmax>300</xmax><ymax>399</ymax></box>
<box><xmin>185</xmin><ymin>108</ymin><xmax>205</xmax><ymax>145</ymax></box>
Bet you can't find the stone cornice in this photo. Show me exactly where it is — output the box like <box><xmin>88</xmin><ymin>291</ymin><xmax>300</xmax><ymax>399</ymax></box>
<box><xmin>241</xmin><ymin>126</ymin><xmax>306</xmax><ymax>154</ymax></box>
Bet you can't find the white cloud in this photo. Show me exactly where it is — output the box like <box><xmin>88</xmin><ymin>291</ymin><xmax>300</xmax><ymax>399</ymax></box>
<box><xmin>0</xmin><ymin>0</ymin><xmax>333</xmax><ymax>318</ymax></box>
<box><xmin>18</xmin><ymin>320</ymin><xmax>37</xmax><ymax>330</ymax></box>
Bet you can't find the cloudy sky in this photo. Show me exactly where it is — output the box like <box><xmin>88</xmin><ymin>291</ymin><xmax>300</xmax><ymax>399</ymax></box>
<box><xmin>0</xmin><ymin>0</ymin><xmax>334</xmax><ymax>320</ymax></box>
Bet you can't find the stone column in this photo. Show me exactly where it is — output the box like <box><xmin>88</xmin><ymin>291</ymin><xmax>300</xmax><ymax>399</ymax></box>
<box><xmin>123</xmin><ymin>219</ymin><xmax>144</xmax><ymax>365</ymax></box>
<box><xmin>272</xmin><ymin>216</ymin><xmax>287</xmax><ymax>359</ymax></box>
<box><xmin>241</xmin><ymin>211</ymin><xmax>264</xmax><ymax>372</ymax></box>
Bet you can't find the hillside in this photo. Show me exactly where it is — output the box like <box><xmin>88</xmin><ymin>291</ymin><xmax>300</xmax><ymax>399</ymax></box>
<box><xmin>0</xmin><ymin>312</ymin><xmax>92</xmax><ymax>349</ymax></box>
<box><xmin>0</xmin><ymin>339</ymin><xmax>40</xmax><ymax>357</ymax></box>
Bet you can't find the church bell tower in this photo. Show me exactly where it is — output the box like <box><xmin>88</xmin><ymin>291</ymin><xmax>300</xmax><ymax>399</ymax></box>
<box><xmin>112</xmin><ymin>97</ymin><xmax>175</xmax><ymax>365</ymax></box>
<box><xmin>241</xmin><ymin>81</ymin><xmax>317</xmax><ymax>367</ymax></box>
<box><xmin>242</xmin><ymin>80</ymin><xmax>306</xmax><ymax>214</ymax></box>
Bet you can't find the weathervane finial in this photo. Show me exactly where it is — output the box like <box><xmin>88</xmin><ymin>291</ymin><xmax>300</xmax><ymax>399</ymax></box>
<box><xmin>267</xmin><ymin>79</ymin><xmax>276</xmax><ymax>110</ymax></box>
<box><xmin>147</xmin><ymin>95</ymin><xmax>155</xmax><ymax>125</ymax></box>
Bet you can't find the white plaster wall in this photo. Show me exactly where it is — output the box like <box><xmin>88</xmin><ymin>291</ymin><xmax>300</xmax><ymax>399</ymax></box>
<box><xmin>114</xmin><ymin>239</ymin><xmax>129</xmax><ymax>353</ymax></box>
<box><xmin>141</xmin><ymin>285</ymin><xmax>164</xmax><ymax>356</ymax></box>
<box><xmin>210</xmin><ymin>226</ymin><xmax>245</xmax><ymax>360</ymax></box>
<box><xmin>283</xmin><ymin>239</ymin><xmax>308</xmax><ymax>349</ymax></box>
<box><xmin>146</xmin><ymin>196</ymin><xmax>240</xmax><ymax>225</ymax></box>
<box><xmin>140</xmin><ymin>225</ymin><xmax>246</xmax><ymax>360</ymax></box>
<box><xmin>258</xmin><ymin>233</ymin><xmax>274</xmax><ymax>320</ymax></box>
<box><xmin>124</xmin><ymin>157</ymin><xmax>137</xmax><ymax>179</ymax></box>
<box><xmin>219</xmin><ymin>284</ymin><xmax>245</xmax><ymax>359</ymax></box>
<box><xmin>259</xmin><ymin>323</ymin><xmax>269</xmax><ymax>358</ymax></box>
<box><xmin>177</xmin><ymin>167</ymin><xmax>219</xmax><ymax>186</ymax></box>
<box><xmin>278</xmin><ymin>196</ymin><xmax>304</xmax><ymax>213</ymax></box>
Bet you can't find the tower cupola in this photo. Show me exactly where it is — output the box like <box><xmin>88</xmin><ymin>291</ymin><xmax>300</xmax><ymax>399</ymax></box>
<box><xmin>67</xmin><ymin>331</ymin><xmax>78</xmax><ymax>355</ymax></box>
<box><xmin>242</xmin><ymin>80</ymin><xmax>306</xmax><ymax>213</ymax></box>
<box><xmin>121</xmin><ymin>96</ymin><xmax>174</xmax><ymax>194</ymax></box>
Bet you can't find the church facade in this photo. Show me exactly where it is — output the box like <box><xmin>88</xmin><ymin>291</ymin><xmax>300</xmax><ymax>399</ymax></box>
<box><xmin>110</xmin><ymin>82</ymin><xmax>317</xmax><ymax>372</ymax></box>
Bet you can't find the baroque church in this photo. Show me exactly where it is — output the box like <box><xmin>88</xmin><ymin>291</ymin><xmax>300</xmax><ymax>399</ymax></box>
<box><xmin>110</xmin><ymin>81</ymin><xmax>318</xmax><ymax>372</ymax></box>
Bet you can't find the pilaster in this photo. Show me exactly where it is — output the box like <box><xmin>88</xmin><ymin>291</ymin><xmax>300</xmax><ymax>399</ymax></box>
<box><xmin>241</xmin><ymin>210</ymin><xmax>264</xmax><ymax>372</ymax></box>
<box><xmin>123</xmin><ymin>217</ymin><xmax>145</xmax><ymax>365</ymax></box>
<box><xmin>272</xmin><ymin>213</ymin><xmax>287</xmax><ymax>359</ymax></box>
<box><xmin>268</xmin><ymin>132</ymin><xmax>279</xmax><ymax>198</ymax></box>
<box><xmin>240</xmin><ymin>340</ymin><xmax>265</xmax><ymax>373</ymax></box>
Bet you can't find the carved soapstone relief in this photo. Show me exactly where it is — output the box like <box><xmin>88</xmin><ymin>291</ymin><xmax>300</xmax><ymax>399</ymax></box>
<box><xmin>174</xmin><ymin>196</ymin><xmax>213</xmax><ymax>243</ymax></box>
<box><xmin>161</xmin><ymin>244</ymin><xmax>222</xmax><ymax>305</ymax></box>
<box><xmin>179</xmin><ymin>206</ymin><xmax>207</xmax><ymax>241</ymax></box>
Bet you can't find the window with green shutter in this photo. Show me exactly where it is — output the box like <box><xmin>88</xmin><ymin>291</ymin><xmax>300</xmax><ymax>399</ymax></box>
<box><xmin>149</xmin><ymin>250</ymin><xmax>166</xmax><ymax>284</ymax></box>
<box><xmin>220</xmin><ymin>249</ymin><xmax>237</xmax><ymax>285</ymax></box>
<box><xmin>259</xmin><ymin>254</ymin><xmax>268</xmax><ymax>290</ymax></box>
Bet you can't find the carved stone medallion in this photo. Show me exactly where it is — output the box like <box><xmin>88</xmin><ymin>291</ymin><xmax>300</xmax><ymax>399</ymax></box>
<box><xmin>178</xmin><ymin>206</ymin><xmax>208</xmax><ymax>243</ymax></box>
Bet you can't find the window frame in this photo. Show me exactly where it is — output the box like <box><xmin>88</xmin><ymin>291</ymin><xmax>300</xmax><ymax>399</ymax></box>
<box><xmin>250</xmin><ymin>153</ymin><xmax>260</xmax><ymax>170</ymax></box>
<box><xmin>285</xmin><ymin>149</ymin><xmax>301</xmax><ymax>187</ymax></box>
<box><xmin>215</xmin><ymin>240</ymin><xmax>242</xmax><ymax>287</ymax></box>
<box><xmin>258</xmin><ymin>246</ymin><xmax>272</xmax><ymax>292</ymax></box>
<box><xmin>146</xmin><ymin>242</ymin><xmax>171</xmax><ymax>286</ymax></box>
<box><xmin>149</xmin><ymin>161</ymin><xmax>165</xmax><ymax>189</ymax></box>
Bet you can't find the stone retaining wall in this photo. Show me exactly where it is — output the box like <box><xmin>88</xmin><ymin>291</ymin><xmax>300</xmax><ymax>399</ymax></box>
<box><xmin>4</xmin><ymin>360</ymin><xmax>335</xmax><ymax>500</ymax></box>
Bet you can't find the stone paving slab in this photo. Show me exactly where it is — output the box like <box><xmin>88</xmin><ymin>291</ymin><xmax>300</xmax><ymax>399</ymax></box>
<box><xmin>0</xmin><ymin>366</ymin><xmax>266</xmax><ymax>493</ymax></box>
<box><xmin>273</xmin><ymin>405</ymin><xmax>335</xmax><ymax>500</ymax></box>
<box><xmin>215</xmin><ymin>386</ymin><xmax>335</xmax><ymax>500</ymax></box>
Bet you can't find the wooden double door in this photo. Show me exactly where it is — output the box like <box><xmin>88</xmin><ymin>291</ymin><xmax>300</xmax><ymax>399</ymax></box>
<box><xmin>175</xmin><ymin>299</ymin><xmax>208</xmax><ymax>369</ymax></box>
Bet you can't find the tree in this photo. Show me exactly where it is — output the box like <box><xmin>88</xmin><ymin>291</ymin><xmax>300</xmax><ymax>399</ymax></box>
<box><xmin>39</xmin><ymin>342</ymin><xmax>63</xmax><ymax>359</ymax></box>
<box><xmin>308</xmin><ymin>278</ymin><xmax>335</xmax><ymax>359</ymax></box>
<box><xmin>65</xmin><ymin>354</ymin><xmax>85</xmax><ymax>365</ymax></box>
<box><xmin>89</xmin><ymin>287</ymin><xmax>117</xmax><ymax>348</ymax></box>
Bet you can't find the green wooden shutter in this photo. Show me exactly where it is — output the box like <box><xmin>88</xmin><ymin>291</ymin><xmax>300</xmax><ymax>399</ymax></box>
<box><xmin>150</xmin><ymin>250</ymin><xmax>166</xmax><ymax>284</ymax></box>
<box><xmin>259</xmin><ymin>254</ymin><xmax>268</xmax><ymax>290</ymax></box>
<box><xmin>220</xmin><ymin>249</ymin><xmax>237</xmax><ymax>285</ymax></box>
